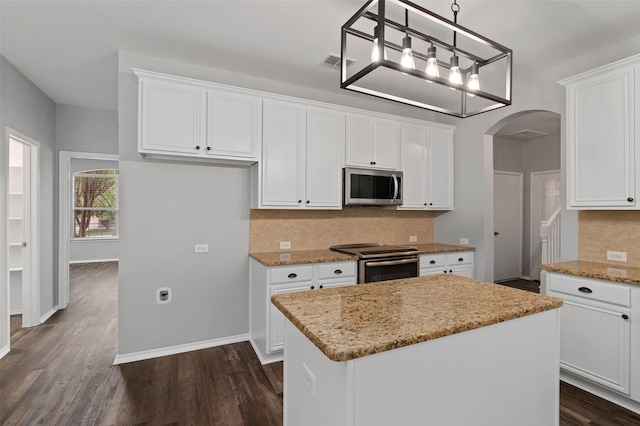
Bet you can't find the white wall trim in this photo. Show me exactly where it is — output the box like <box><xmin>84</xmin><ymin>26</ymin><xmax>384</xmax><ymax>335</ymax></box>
<box><xmin>0</xmin><ymin>345</ymin><xmax>9</xmax><ymax>360</ymax></box>
<box><xmin>249</xmin><ymin>338</ymin><xmax>283</xmax><ymax>365</ymax></box>
<box><xmin>39</xmin><ymin>306</ymin><xmax>57</xmax><ymax>324</ymax></box>
<box><xmin>58</xmin><ymin>151</ymin><xmax>118</xmax><ymax>310</ymax></box>
<box><xmin>113</xmin><ymin>333</ymin><xmax>250</xmax><ymax>365</ymax></box>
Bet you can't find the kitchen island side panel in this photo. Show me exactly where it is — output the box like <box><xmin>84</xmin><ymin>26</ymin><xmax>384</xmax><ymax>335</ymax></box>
<box><xmin>284</xmin><ymin>308</ymin><xmax>560</xmax><ymax>426</ymax></box>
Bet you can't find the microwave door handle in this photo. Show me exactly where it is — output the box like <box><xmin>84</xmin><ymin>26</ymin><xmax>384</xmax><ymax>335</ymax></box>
<box><xmin>392</xmin><ymin>174</ymin><xmax>399</xmax><ymax>202</ymax></box>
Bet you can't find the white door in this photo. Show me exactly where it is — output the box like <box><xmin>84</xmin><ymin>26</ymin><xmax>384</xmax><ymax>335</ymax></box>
<box><xmin>530</xmin><ymin>171</ymin><xmax>560</xmax><ymax>280</ymax></box>
<box><xmin>494</xmin><ymin>171</ymin><xmax>523</xmax><ymax>282</ymax></box>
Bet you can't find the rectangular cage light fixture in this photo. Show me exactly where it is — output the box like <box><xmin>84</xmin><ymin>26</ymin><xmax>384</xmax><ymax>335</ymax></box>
<box><xmin>341</xmin><ymin>0</ymin><xmax>512</xmax><ymax>118</ymax></box>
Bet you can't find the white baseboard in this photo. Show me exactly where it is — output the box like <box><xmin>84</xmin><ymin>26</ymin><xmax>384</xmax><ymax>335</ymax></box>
<box><xmin>9</xmin><ymin>309</ymin><xmax>23</xmax><ymax>316</ymax></box>
<box><xmin>561</xmin><ymin>371</ymin><xmax>640</xmax><ymax>415</ymax></box>
<box><xmin>249</xmin><ymin>338</ymin><xmax>283</xmax><ymax>365</ymax></box>
<box><xmin>0</xmin><ymin>345</ymin><xmax>9</xmax><ymax>360</ymax></box>
<box><xmin>39</xmin><ymin>307</ymin><xmax>58</xmax><ymax>324</ymax></box>
<box><xmin>69</xmin><ymin>258</ymin><xmax>119</xmax><ymax>264</ymax></box>
<box><xmin>113</xmin><ymin>333</ymin><xmax>250</xmax><ymax>365</ymax></box>
<box><xmin>520</xmin><ymin>275</ymin><xmax>532</xmax><ymax>281</ymax></box>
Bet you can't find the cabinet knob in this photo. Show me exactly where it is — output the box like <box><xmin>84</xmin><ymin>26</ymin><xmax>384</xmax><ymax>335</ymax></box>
<box><xmin>578</xmin><ymin>286</ymin><xmax>593</xmax><ymax>294</ymax></box>
<box><xmin>334</xmin><ymin>269</ymin><xmax>343</xmax><ymax>275</ymax></box>
<box><xmin>298</xmin><ymin>200</ymin><xmax>302</xmax><ymax>203</ymax></box>
<box><xmin>206</xmin><ymin>146</ymin><xmax>211</xmax><ymax>151</ymax></box>
<box><xmin>306</xmin><ymin>200</ymin><xmax>310</xmax><ymax>204</ymax></box>
<box><xmin>319</xmin><ymin>285</ymin><xmax>323</xmax><ymax>289</ymax></box>
<box><xmin>628</xmin><ymin>197</ymin><xmax>634</xmax><ymax>203</ymax></box>
<box><xmin>429</xmin><ymin>260</ymin><xmax>436</xmax><ymax>265</ymax></box>
<box><xmin>622</xmin><ymin>314</ymin><xmax>629</xmax><ymax>320</ymax></box>
<box><xmin>449</xmin><ymin>269</ymin><xmax>453</xmax><ymax>273</ymax></box>
<box><xmin>195</xmin><ymin>145</ymin><xmax>200</xmax><ymax>150</ymax></box>
<box><xmin>288</xmin><ymin>273</ymin><xmax>297</xmax><ymax>279</ymax></box>
<box><xmin>443</xmin><ymin>270</ymin><xmax>448</xmax><ymax>273</ymax></box>
<box><xmin>424</xmin><ymin>203</ymin><xmax>428</xmax><ymax>206</ymax></box>
<box><xmin>429</xmin><ymin>203</ymin><xmax>433</xmax><ymax>206</ymax></box>
<box><xmin>458</xmin><ymin>257</ymin><xmax>464</xmax><ymax>262</ymax></box>
<box><xmin>310</xmin><ymin>285</ymin><xmax>315</xmax><ymax>290</ymax></box>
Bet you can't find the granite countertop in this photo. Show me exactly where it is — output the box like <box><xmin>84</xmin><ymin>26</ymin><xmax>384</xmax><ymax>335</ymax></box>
<box><xmin>250</xmin><ymin>243</ymin><xmax>474</xmax><ymax>266</ymax></box>
<box><xmin>250</xmin><ymin>249</ymin><xmax>357</xmax><ymax>266</ymax></box>
<box><xmin>541</xmin><ymin>260</ymin><xmax>640</xmax><ymax>286</ymax></box>
<box><xmin>271</xmin><ymin>274</ymin><xmax>562</xmax><ymax>362</ymax></box>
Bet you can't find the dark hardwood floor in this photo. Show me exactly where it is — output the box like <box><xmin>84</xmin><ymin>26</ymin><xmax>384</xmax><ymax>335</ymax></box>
<box><xmin>2</xmin><ymin>265</ymin><xmax>639</xmax><ymax>425</ymax></box>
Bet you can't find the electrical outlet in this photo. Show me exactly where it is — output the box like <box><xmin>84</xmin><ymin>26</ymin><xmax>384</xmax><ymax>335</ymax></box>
<box><xmin>157</xmin><ymin>288</ymin><xmax>171</xmax><ymax>304</ymax></box>
<box><xmin>409</xmin><ymin>235</ymin><xmax>417</xmax><ymax>243</ymax></box>
<box><xmin>194</xmin><ymin>244</ymin><xmax>208</xmax><ymax>253</ymax></box>
<box><xmin>607</xmin><ymin>250</ymin><xmax>627</xmax><ymax>262</ymax></box>
<box><xmin>280</xmin><ymin>241</ymin><xmax>291</xmax><ymax>250</ymax></box>
<box><xmin>302</xmin><ymin>362</ymin><xmax>316</xmax><ymax>397</ymax></box>
<box><xmin>460</xmin><ymin>237</ymin><xmax>469</xmax><ymax>245</ymax></box>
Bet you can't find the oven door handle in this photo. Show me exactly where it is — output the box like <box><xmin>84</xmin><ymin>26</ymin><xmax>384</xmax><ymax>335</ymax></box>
<box><xmin>364</xmin><ymin>258</ymin><xmax>418</xmax><ymax>268</ymax></box>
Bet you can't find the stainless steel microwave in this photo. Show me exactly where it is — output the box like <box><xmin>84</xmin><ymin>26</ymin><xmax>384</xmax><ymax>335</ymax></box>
<box><xmin>343</xmin><ymin>167</ymin><xmax>403</xmax><ymax>206</ymax></box>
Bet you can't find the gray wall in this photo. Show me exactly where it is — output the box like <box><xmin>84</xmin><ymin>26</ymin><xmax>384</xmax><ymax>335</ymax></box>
<box><xmin>56</xmin><ymin>104</ymin><xmax>118</xmax><ymax>154</ymax></box>
<box><xmin>0</xmin><ymin>56</ymin><xmax>56</xmax><ymax>352</ymax></box>
<box><xmin>493</xmin><ymin>133</ymin><xmax>561</xmax><ymax>279</ymax></box>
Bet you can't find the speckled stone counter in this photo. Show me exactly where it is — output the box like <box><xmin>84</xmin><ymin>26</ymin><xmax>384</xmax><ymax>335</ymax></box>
<box><xmin>541</xmin><ymin>260</ymin><xmax>640</xmax><ymax>286</ymax></box>
<box><xmin>410</xmin><ymin>242</ymin><xmax>475</xmax><ymax>254</ymax></box>
<box><xmin>271</xmin><ymin>274</ymin><xmax>562</xmax><ymax>362</ymax></box>
<box><xmin>250</xmin><ymin>249</ymin><xmax>357</xmax><ymax>266</ymax></box>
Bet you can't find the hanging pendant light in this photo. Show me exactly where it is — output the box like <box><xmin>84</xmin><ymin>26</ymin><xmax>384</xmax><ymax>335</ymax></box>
<box><xmin>467</xmin><ymin>61</ymin><xmax>480</xmax><ymax>96</ymax></box>
<box><xmin>448</xmin><ymin>55</ymin><xmax>462</xmax><ymax>85</ymax></box>
<box><xmin>370</xmin><ymin>25</ymin><xmax>387</xmax><ymax>63</ymax></box>
<box><xmin>425</xmin><ymin>44</ymin><xmax>440</xmax><ymax>79</ymax></box>
<box><xmin>400</xmin><ymin>10</ymin><xmax>415</xmax><ymax>70</ymax></box>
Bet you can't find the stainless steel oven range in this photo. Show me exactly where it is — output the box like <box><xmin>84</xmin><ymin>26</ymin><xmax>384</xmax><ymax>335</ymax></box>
<box><xmin>330</xmin><ymin>243</ymin><xmax>419</xmax><ymax>284</ymax></box>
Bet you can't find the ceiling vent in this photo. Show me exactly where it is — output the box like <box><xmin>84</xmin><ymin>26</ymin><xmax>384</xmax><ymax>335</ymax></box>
<box><xmin>504</xmin><ymin>129</ymin><xmax>549</xmax><ymax>140</ymax></box>
<box><xmin>320</xmin><ymin>53</ymin><xmax>355</xmax><ymax>69</ymax></box>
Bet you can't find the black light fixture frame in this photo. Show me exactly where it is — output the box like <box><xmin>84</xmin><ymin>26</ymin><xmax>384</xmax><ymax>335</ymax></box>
<box><xmin>340</xmin><ymin>0</ymin><xmax>512</xmax><ymax>118</ymax></box>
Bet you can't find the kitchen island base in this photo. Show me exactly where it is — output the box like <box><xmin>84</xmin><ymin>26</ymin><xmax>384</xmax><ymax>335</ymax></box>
<box><xmin>283</xmin><ymin>309</ymin><xmax>560</xmax><ymax>426</ymax></box>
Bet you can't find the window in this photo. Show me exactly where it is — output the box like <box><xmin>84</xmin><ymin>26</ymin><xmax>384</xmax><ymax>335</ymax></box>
<box><xmin>73</xmin><ymin>169</ymin><xmax>119</xmax><ymax>238</ymax></box>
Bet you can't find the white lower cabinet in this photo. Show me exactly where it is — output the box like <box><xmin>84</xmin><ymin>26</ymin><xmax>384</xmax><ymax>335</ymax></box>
<box><xmin>250</xmin><ymin>259</ymin><xmax>356</xmax><ymax>363</ymax></box>
<box><xmin>420</xmin><ymin>252</ymin><xmax>474</xmax><ymax>278</ymax></box>
<box><xmin>544</xmin><ymin>271</ymin><xmax>640</xmax><ymax>408</ymax></box>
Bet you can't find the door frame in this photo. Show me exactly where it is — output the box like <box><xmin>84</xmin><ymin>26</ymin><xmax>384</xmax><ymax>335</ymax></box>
<box><xmin>58</xmin><ymin>151</ymin><xmax>119</xmax><ymax>309</ymax></box>
<box><xmin>493</xmin><ymin>170</ymin><xmax>523</xmax><ymax>282</ymax></box>
<box><xmin>529</xmin><ymin>170</ymin><xmax>561</xmax><ymax>280</ymax></box>
<box><xmin>4</xmin><ymin>128</ymin><xmax>41</xmax><ymax>331</ymax></box>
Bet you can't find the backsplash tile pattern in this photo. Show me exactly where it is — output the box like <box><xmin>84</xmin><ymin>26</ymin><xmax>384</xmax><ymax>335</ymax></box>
<box><xmin>579</xmin><ymin>211</ymin><xmax>640</xmax><ymax>267</ymax></box>
<box><xmin>250</xmin><ymin>208</ymin><xmax>435</xmax><ymax>252</ymax></box>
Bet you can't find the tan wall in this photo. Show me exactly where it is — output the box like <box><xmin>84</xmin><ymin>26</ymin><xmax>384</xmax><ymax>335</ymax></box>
<box><xmin>250</xmin><ymin>208</ymin><xmax>435</xmax><ymax>253</ymax></box>
<box><xmin>579</xmin><ymin>211</ymin><xmax>640</xmax><ymax>267</ymax></box>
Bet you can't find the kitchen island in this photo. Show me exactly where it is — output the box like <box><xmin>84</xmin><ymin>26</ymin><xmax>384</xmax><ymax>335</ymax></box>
<box><xmin>272</xmin><ymin>274</ymin><xmax>563</xmax><ymax>426</ymax></box>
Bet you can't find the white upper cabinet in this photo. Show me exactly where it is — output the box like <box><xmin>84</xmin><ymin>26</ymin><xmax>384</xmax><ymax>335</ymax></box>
<box><xmin>560</xmin><ymin>55</ymin><xmax>640</xmax><ymax>209</ymax></box>
<box><xmin>207</xmin><ymin>90</ymin><xmax>261</xmax><ymax>160</ymax></box>
<box><xmin>256</xmin><ymin>101</ymin><xmax>343</xmax><ymax>209</ymax></box>
<box><xmin>135</xmin><ymin>69</ymin><xmax>260</xmax><ymax>164</ymax></box>
<box><xmin>399</xmin><ymin>123</ymin><xmax>454</xmax><ymax>210</ymax></box>
<box><xmin>345</xmin><ymin>114</ymin><xmax>399</xmax><ymax>170</ymax></box>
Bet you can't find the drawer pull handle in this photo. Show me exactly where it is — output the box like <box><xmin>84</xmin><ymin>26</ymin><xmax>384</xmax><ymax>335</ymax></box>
<box><xmin>458</xmin><ymin>257</ymin><xmax>464</xmax><ymax>262</ymax></box>
<box><xmin>578</xmin><ymin>287</ymin><xmax>593</xmax><ymax>294</ymax></box>
<box><xmin>334</xmin><ymin>269</ymin><xmax>342</xmax><ymax>275</ymax></box>
<box><xmin>288</xmin><ymin>273</ymin><xmax>297</xmax><ymax>279</ymax></box>
<box><xmin>429</xmin><ymin>260</ymin><xmax>436</xmax><ymax>265</ymax></box>
<box><xmin>622</xmin><ymin>314</ymin><xmax>629</xmax><ymax>320</ymax></box>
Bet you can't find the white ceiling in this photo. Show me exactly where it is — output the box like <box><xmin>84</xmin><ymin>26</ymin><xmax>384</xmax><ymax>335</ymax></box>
<box><xmin>1</xmin><ymin>0</ymin><xmax>639</xmax><ymax>134</ymax></box>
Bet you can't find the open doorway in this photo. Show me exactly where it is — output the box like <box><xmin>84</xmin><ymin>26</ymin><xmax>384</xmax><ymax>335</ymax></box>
<box><xmin>490</xmin><ymin>111</ymin><xmax>561</xmax><ymax>284</ymax></box>
<box><xmin>5</xmin><ymin>129</ymin><xmax>40</xmax><ymax>333</ymax></box>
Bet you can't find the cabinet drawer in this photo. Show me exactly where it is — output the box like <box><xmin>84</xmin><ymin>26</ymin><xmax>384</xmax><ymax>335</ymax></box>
<box><xmin>270</xmin><ymin>265</ymin><xmax>313</xmax><ymax>284</ymax></box>
<box><xmin>420</xmin><ymin>254</ymin><xmax>445</xmax><ymax>268</ymax></box>
<box><xmin>318</xmin><ymin>261</ymin><xmax>356</xmax><ymax>279</ymax></box>
<box><xmin>448</xmin><ymin>252</ymin><xmax>472</xmax><ymax>266</ymax></box>
<box><xmin>548</xmin><ymin>273</ymin><xmax>631</xmax><ymax>307</ymax></box>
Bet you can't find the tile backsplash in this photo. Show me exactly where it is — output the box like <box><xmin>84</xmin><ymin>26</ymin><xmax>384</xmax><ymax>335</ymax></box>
<box><xmin>249</xmin><ymin>208</ymin><xmax>435</xmax><ymax>253</ymax></box>
<box><xmin>579</xmin><ymin>211</ymin><xmax>640</xmax><ymax>267</ymax></box>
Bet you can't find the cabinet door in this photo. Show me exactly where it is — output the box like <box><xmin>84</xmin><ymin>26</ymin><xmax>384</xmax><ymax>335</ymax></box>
<box><xmin>428</xmin><ymin>128</ymin><xmax>454</xmax><ymax>210</ymax></box>
<box><xmin>306</xmin><ymin>107</ymin><xmax>343</xmax><ymax>208</ymax></box>
<box><xmin>261</xmin><ymin>100</ymin><xmax>306</xmax><ymax>207</ymax></box>
<box><xmin>372</xmin><ymin>119</ymin><xmax>399</xmax><ymax>170</ymax></box>
<box><xmin>139</xmin><ymin>78</ymin><xmax>206</xmax><ymax>154</ymax></box>
<box><xmin>207</xmin><ymin>90</ymin><xmax>261</xmax><ymax>160</ymax></box>
<box><xmin>556</xmin><ymin>298</ymin><xmax>630</xmax><ymax>394</ymax></box>
<box><xmin>566</xmin><ymin>65</ymin><xmax>636</xmax><ymax>208</ymax></box>
<box><xmin>345</xmin><ymin>114</ymin><xmax>373</xmax><ymax>167</ymax></box>
<box><xmin>399</xmin><ymin>125</ymin><xmax>428</xmax><ymax>209</ymax></box>
<box><xmin>269</xmin><ymin>283</ymin><xmax>312</xmax><ymax>353</ymax></box>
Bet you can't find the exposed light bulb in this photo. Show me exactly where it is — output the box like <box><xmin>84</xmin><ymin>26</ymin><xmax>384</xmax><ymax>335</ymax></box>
<box><xmin>467</xmin><ymin>62</ymin><xmax>480</xmax><ymax>96</ymax></box>
<box><xmin>425</xmin><ymin>45</ymin><xmax>439</xmax><ymax>79</ymax></box>
<box><xmin>400</xmin><ymin>36</ymin><xmax>415</xmax><ymax>70</ymax></box>
<box><xmin>449</xmin><ymin>55</ymin><xmax>462</xmax><ymax>86</ymax></box>
<box><xmin>371</xmin><ymin>26</ymin><xmax>387</xmax><ymax>63</ymax></box>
